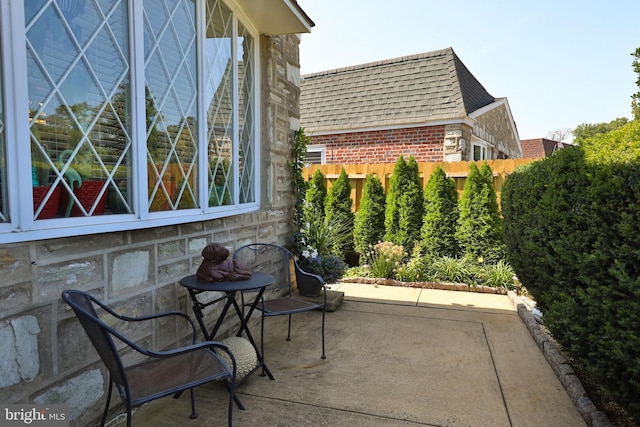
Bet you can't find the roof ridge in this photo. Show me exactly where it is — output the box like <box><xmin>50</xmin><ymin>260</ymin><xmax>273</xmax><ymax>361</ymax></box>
<box><xmin>302</xmin><ymin>47</ymin><xmax>455</xmax><ymax>79</ymax></box>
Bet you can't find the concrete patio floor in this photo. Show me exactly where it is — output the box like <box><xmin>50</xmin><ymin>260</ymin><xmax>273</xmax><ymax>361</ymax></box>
<box><xmin>111</xmin><ymin>283</ymin><xmax>587</xmax><ymax>427</ymax></box>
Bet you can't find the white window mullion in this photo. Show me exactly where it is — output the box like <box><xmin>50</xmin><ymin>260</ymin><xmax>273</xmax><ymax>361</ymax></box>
<box><xmin>251</xmin><ymin>35</ymin><xmax>260</xmax><ymax>207</ymax></box>
<box><xmin>131</xmin><ymin>0</ymin><xmax>148</xmax><ymax>219</ymax></box>
<box><xmin>196</xmin><ymin>0</ymin><xmax>207</xmax><ymax>211</ymax></box>
<box><xmin>231</xmin><ymin>15</ymin><xmax>240</xmax><ymax>207</ymax></box>
<box><xmin>3</xmin><ymin>0</ymin><xmax>30</xmax><ymax>231</ymax></box>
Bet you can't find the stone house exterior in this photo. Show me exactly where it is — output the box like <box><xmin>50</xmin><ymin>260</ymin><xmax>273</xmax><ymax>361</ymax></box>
<box><xmin>300</xmin><ymin>48</ymin><xmax>522</xmax><ymax>164</ymax></box>
<box><xmin>0</xmin><ymin>1</ymin><xmax>312</xmax><ymax>425</ymax></box>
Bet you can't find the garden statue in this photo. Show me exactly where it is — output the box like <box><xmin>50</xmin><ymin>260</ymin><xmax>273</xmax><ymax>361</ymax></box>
<box><xmin>196</xmin><ymin>242</ymin><xmax>251</xmax><ymax>282</ymax></box>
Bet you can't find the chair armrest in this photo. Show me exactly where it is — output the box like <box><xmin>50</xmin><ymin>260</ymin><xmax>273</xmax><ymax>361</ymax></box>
<box><xmin>93</xmin><ymin>298</ymin><xmax>199</xmax><ymax>343</ymax></box>
<box><xmin>294</xmin><ymin>264</ymin><xmax>327</xmax><ymax>302</ymax></box>
<box><xmin>294</xmin><ymin>262</ymin><xmax>327</xmax><ymax>285</ymax></box>
<box><xmin>122</xmin><ymin>339</ymin><xmax>237</xmax><ymax>374</ymax></box>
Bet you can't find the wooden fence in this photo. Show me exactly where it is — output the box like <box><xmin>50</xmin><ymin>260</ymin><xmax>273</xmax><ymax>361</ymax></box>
<box><xmin>302</xmin><ymin>159</ymin><xmax>535</xmax><ymax>211</ymax></box>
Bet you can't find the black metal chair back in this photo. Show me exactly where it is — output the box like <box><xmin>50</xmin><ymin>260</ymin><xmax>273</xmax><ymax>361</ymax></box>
<box><xmin>233</xmin><ymin>243</ymin><xmax>326</xmax><ymax>374</ymax></box>
<box><xmin>62</xmin><ymin>290</ymin><xmax>128</xmax><ymax>390</ymax></box>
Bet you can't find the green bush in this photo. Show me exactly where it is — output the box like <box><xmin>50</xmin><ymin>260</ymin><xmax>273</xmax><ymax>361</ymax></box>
<box><xmin>299</xmin><ymin>254</ymin><xmax>347</xmax><ymax>284</ymax></box>
<box><xmin>395</xmin><ymin>245</ymin><xmax>430</xmax><ymax>282</ymax></box>
<box><xmin>384</xmin><ymin>156</ymin><xmax>407</xmax><ymax>245</ymax></box>
<box><xmin>300</xmin><ymin>206</ymin><xmax>353</xmax><ymax>260</ymax></box>
<box><xmin>368</xmin><ymin>241</ymin><xmax>406</xmax><ymax>279</ymax></box>
<box><xmin>324</xmin><ymin>168</ymin><xmax>354</xmax><ymax>260</ymax></box>
<box><xmin>397</xmin><ymin>156</ymin><xmax>424</xmax><ymax>253</ymax></box>
<box><xmin>501</xmin><ymin>121</ymin><xmax>640</xmax><ymax>419</ymax></box>
<box><xmin>353</xmin><ymin>174</ymin><xmax>386</xmax><ymax>264</ymax></box>
<box><xmin>325</xmin><ymin>168</ymin><xmax>353</xmax><ymax>224</ymax></box>
<box><xmin>428</xmin><ymin>256</ymin><xmax>474</xmax><ymax>284</ymax></box>
<box><xmin>384</xmin><ymin>156</ymin><xmax>423</xmax><ymax>253</ymax></box>
<box><xmin>305</xmin><ymin>169</ymin><xmax>327</xmax><ymax>221</ymax></box>
<box><xmin>476</xmin><ymin>260</ymin><xmax>516</xmax><ymax>290</ymax></box>
<box><xmin>456</xmin><ymin>162</ymin><xmax>504</xmax><ymax>263</ymax></box>
<box><xmin>421</xmin><ymin>165</ymin><xmax>459</xmax><ymax>258</ymax></box>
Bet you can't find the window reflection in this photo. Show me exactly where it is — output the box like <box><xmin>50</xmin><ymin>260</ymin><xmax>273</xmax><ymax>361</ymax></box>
<box><xmin>205</xmin><ymin>0</ymin><xmax>233</xmax><ymax>207</ymax></box>
<box><xmin>238</xmin><ymin>22</ymin><xmax>255</xmax><ymax>204</ymax></box>
<box><xmin>144</xmin><ymin>0</ymin><xmax>198</xmax><ymax>211</ymax></box>
<box><xmin>26</xmin><ymin>0</ymin><xmax>132</xmax><ymax>218</ymax></box>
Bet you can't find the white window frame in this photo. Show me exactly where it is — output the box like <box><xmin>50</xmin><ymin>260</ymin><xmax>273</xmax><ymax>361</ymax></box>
<box><xmin>470</xmin><ymin>135</ymin><xmax>492</xmax><ymax>161</ymax></box>
<box><xmin>0</xmin><ymin>0</ymin><xmax>261</xmax><ymax>244</ymax></box>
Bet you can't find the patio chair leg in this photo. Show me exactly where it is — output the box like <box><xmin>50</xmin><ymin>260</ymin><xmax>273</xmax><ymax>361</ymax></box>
<box><xmin>100</xmin><ymin>381</ymin><xmax>113</xmax><ymax>427</ymax></box>
<box><xmin>286</xmin><ymin>314</ymin><xmax>292</xmax><ymax>341</ymax></box>
<box><xmin>189</xmin><ymin>388</ymin><xmax>198</xmax><ymax>419</ymax></box>
<box><xmin>126</xmin><ymin>405</ymin><xmax>132</xmax><ymax>427</ymax></box>
<box><xmin>321</xmin><ymin>308</ymin><xmax>326</xmax><ymax>359</ymax></box>
<box><xmin>228</xmin><ymin>392</ymin><xmax>234</xmax><ymax>427</ymax></box>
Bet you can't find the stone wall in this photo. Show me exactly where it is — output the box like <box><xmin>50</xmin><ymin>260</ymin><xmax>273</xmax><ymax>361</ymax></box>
<box><xmin>0</xmin><ymin>34</ymin><xmax>301</xmax><ymax>427</ymax></box>
<box><xmin>309</xmin><ymin>125</ymin><xmax>446</xmax><ymax>163</ymax></box>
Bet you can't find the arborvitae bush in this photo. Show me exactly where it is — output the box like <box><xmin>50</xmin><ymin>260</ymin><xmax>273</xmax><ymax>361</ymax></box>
<box><xmin>353</xmin><ymin>174</ymin><xmax>386</xmax><ymax>264</ymax></box>
<box><xmin>304</xmin><ymin>169</ymin><xmax>326</xmax><ymax>221</ymax></box>
<box><xmin>384</xmin><ymin>156</ymin><xmax>423</xmax><ymax>253</ymax></box>
<box><xmin>324</xmin><ymin>168</ymin><xmax>354</xmax><ymax>257</ymax></box>
<box><xmin>384</xmin><ymin>156</ymin><xmax>407</xmax><ymax>244</ymax></box>
<box><xmin>456</xmin><ymin>162</ymin><xmax>504</xmax><ymax>263</ymax></box>
<box><xmin>421</xmin><ymin>165</ymin><xmax>459</xmax><ymax>258</ymax></box>
<box><xmin>502</xmin><ymin>120</ymin><xmax>640</xmax><ymax>420</ymax></box>
<box><xmin>396</xmin><ymin>156</ymin><xmax>424</xmax><ymax>253</ymax></box>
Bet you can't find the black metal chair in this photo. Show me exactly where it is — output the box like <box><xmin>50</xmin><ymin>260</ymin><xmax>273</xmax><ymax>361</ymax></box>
<box><xmin>232</xmin><ymin>243</ymin><xmax>326</xmax><ymax>377</ymax></box>
<box><xmin>61</xmin><ymin>289</ymin><xmax>241</xmax><ymax>427</ymax></box>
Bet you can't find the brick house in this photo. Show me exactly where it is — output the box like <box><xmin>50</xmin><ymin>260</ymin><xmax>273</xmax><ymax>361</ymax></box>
<box><xmin>300</xmin><ymin>47</ymin><xmax>522</xmax><ymax>164</ymax></box>
<box><xmin>0</xmin><ymin>1</ymin><xmax>312</xmax><ymax>425</ymax></box>
<box><xmin>520</xmin><ymin>138</ymin><xmax>569</xmax><ymax>158</ymax></box>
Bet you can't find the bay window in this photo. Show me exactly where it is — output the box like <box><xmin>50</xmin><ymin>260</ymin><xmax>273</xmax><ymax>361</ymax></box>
<box><xmin>0</xmin><ymin>0</ymin><xmax>260</xmax><ymax>243</ymax></box>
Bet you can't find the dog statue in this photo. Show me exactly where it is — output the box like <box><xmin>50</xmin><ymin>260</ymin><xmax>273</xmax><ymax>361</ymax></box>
<box><xmin>196</xmin><ymin>243</ymin><xmax>251</xmax><ymax>282</ymax></box>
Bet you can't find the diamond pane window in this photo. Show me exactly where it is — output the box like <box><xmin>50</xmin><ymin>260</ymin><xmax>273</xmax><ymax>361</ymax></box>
<box><xmin>238</xmin><ymin>22</ymin><xmax>255</xmax><ymax>204</ymax></box>
<box><xmin>144</xmin><ymin>0</ymin><xmax>198</xmax><ymax>211</ymax></box>
<box><xmin>204</xmin><ymin>0</ymin><xmax>233</xmax><ymax>207</ymax></box>
<box><xmin>26</xmin><ymin>0</ymin><xmax>132</xmax><ymax>218</ymax></box>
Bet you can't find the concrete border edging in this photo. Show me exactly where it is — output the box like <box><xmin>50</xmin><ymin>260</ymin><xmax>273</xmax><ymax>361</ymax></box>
<box><xmin>508</xmin><ymin>292</ymin><xmax>613</xmax><ymax>427</ymax></box>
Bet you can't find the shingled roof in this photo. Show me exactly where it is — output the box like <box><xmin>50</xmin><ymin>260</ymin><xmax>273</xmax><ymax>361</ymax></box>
<box><xmin>300</xmin><ymin>47</ymin><xmax>496</xmax><ymax>133</ymax></box>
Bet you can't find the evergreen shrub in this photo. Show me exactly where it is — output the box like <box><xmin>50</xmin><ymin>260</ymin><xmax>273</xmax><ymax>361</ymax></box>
<box><xmin>353</xmin><ymin>174</ymin><xmax>386</xmax><ymax>264</ymax></box>
<box><xmin>384</xmin><ymin>156</ymin><xmax>407</xmax><ymax>245</ymax></box>
<box><xmin>421</xmin><ymin>165</ymin><xmax>459</xmax><ymax>258</ymax></box>
<box><xmin>501</xmin><ymin>121</ymin><xmax>640</xmax><ymax>419</ymax></box>
<box><xmin>384</xmin><ymin>156</ymin><xmax>423</xmax><ymax>253</ymax></box>
<box><xmin>324</xmin><ymin>168</ymin><xmax>354</xmax><ymax>259</ymax></box>
<box><xmin>305</xmin><ymin>169</ymin><xmax>327</xmax><ymax>221</ymax></box>
<box><xmin>456</xmin><ymin>162</ymin><xmax>505</xmax><ymax>263</ymax></box>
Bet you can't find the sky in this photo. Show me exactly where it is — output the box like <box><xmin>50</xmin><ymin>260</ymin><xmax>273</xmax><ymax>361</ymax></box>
<box><xmin>296</xmin><ymin>0</ymin><xmax>639</xmax><ymax>141</ymax></box>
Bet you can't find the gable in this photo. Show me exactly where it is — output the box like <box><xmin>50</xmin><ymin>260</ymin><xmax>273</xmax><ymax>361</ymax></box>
<box><xmin>300</xmin><ymin>47</ymin><xmax>495</xmax><ymax>133</ymax></box>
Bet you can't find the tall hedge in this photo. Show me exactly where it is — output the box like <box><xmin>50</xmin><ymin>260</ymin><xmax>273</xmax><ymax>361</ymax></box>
<box><xmin>397</xmin><ymin>157</ymin><xmax>424</xmax><ymax>252</ymax></box>
<box><xmin>456</xmin><ymin>162</ymin><xmax>504</xmax><ymax>263</ymax></box>
<box><xmin>353</xmin><ymin>173</ymin><xmax>386</xmax><ymax>264</ymax></box>
<box><xmin>501</xmin><ymin>121</ymin><xmax>640</xmax><ymax>419</ymax></box>
<box><xmin>384</xmin><ymin>156</ymin><xmax>407</xmax><ymax>244</ymax></box>
<box><xmin>421</xmin><ymin>165</ymin><xmax>459</xmax><ymax>258</ymax></box>
<box><xmin>384</xmin><ymin>156</ymin><xmax>423</xmax><ymax>252</ymax></box>
<box><xmin>325</xmin><ymin>168</ymin><xmax>354</xmax><ymax>256</ymax></box>
<box><xmin>305</xmin><ymin>169</ymin><xmax>327</xmax><ymax>220</ymax></box>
